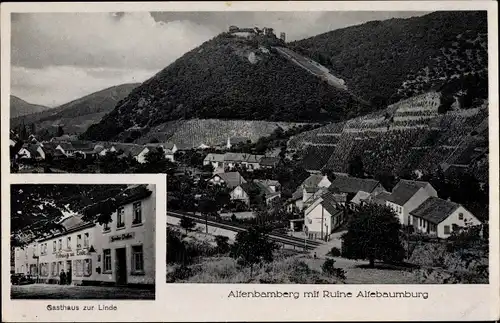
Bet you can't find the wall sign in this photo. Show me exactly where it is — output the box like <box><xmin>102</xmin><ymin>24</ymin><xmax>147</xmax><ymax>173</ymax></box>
<box><xmin>110</xmin><ymin>232</ymin><xmax>135</xmax><ymax>243</ymax></box>
<box><xmin>55</xmin><ymin>252</ymin><xmax>75</xmax><ymax>259</ymax></box>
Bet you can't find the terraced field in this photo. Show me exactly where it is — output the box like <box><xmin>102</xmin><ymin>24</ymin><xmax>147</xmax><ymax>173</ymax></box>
<box><xmin>289</xmin><ymin>93</ymin><xmax>488</xmax><ymax>179</ymax></box>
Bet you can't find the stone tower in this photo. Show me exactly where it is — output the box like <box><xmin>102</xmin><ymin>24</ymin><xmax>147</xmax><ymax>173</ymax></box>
<box><xmin>280</xmin><ymin>32</ymin><xmax>286</xmax><ymax>42</ymax></box>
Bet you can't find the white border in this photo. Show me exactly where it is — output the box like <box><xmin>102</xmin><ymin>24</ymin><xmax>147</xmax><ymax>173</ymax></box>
<box><xmin>2</xmin><ymin>174</ymin><xmax>167</xmax><ymax>322</ymax></box>
<box><xmin>1</xmin><ymin>1</ymin><xmax>499</xmax><ymax>322</ymax></box>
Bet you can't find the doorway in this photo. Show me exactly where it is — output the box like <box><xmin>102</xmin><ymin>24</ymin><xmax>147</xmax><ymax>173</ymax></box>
<box><xmin>115</xmin><ymin>248</ymin><xmax>127</xmax><ymax>285</ymax></box>
<box><xmin>66</xmin><ymin>260</ymin><xmax>72</xmax><ymax>284</ymax></box>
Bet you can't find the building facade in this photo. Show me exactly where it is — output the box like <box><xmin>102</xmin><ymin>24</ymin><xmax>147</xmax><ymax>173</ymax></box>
<box><xmin>13</xmin><ymin>184</ymin><xmax>156</xmax><ymax>286</ymax></box>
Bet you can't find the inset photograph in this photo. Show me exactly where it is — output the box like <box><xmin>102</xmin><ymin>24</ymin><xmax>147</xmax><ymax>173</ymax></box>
<box><xmin>10</xmin><ymin>183</ymin><xmax>156</xmax><ymax>299</ymax></box>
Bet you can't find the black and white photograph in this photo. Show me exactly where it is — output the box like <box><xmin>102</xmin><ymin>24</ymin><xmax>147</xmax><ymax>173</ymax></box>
<box><xmin>5</xmin><ymin>9</ymin><xmax>493</xmax><ymax>285</ymax></box>
<box><xmin>10</xmin><ymin>183</ymin><xmax>156</xmax><ymax>300</ymax></box>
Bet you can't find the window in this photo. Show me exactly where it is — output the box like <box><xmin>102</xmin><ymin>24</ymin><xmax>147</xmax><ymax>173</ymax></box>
<box><xmin>77</xmin><ymin>235</ymin><xmax>82</xmax><ymax>249</ymax></box>
<box><xmin>131</xmin><ymin>245</ymin><xmax>144</xmax><ymax>273</ymax></box>
<box><xmin>58</xmin><ymin>261</ymin><xmax>63</xmax><ymax>274</ymax></box>
<box><xmin>83</xmin><ymin>259</ymin><xmax>92</xmax><ymax>277</ymax></box>
<box><xmin>444</xmin><ymin>225</ymin><xmax>451</xmax><ymax>234</ymax></box>
<box><xmin>133</xmin><ymin>202</ymin><xmax>142</xmax><ymax>224</ymax></box>
<box><xmin>51</xmin><ymin>262</ymin><xmax>57</xmax><ymax>276</ymax></box>
<box><xmin>117</xmin><ymin>207</ymin><xmax>125</xmax><ymax>228</ymax></box>
<box><xmin>103</xmin><ymin>222</ymin><xmax>110</xmax><ymax>232</ymax></box>
<box><xmin>458</xmin><ymin>213</ymin><xmax>464</xmax><ymax>220</ymax></box>
<box><xmin>84</xmin><ymin>233</ymin><xmax>89</xmax><ymax>248</ymax></box>
<box><xmin>67</xmin><ymin>237</ymin><xmax>71</xmax><ymax>250</ymax></box>
<box><xmin>75</xmin><ymin>260</ymin><xmax>83</xmax><ymax>277</ymax></box>
<box><xmin>58</xmin><ymin>239</ymin><xmax>62</xmax><ymax>251</ymax></box>
<box><xmin>53</xmin><ymin>241</ymin><xmax>57</xmax><ymax>253</ymax></box>
<box><xmin>103</xmin><ymin>249</ymin><xmax>112</xmax><ymax>273</ymax></box>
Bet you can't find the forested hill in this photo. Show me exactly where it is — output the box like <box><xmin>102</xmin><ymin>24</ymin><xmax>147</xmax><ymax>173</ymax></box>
<box><xmin>10</xmin><ymin>96</ymin><xmax>51</xmax><ymax>118</ymax></box>
<box><xmin>11</xmin><ymin>83</ymin><xmax>139</xmax><ymax>137</ymax></box>
<box><xmin>290</xmin><ymin>11</ymin><xmax>488</xmax><ymax>106</ymax></box>
<box><xmin>81</xmin><ymin>32</ymin><xmax>367</xmax><ymax>141</ymax></box>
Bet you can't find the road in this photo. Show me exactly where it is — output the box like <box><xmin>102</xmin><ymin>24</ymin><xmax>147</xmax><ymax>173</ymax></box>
<box><xmin>11</xmin><ymin>284</ymin><xmax>155</xmax><ymax>300</ymax></box>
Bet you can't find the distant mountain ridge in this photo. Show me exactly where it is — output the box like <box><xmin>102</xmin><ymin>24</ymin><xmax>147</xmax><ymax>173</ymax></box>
<box><xmin>10</xmin><ymin>96</ymin><xmax>52</xmax><ymax>118</ymax></box>
<box><xmin>11</xmin><ymin>83</ymin><xmax>139</xmax><ymax>136</ymax></box>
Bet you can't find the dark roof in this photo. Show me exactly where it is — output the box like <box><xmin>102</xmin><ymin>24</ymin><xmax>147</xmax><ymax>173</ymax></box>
<box><xmin>260</xmin><ymin>157</ymin><xmax>280</xmax><ymax>167</ymax></box>
<box><xmin>410</xmin><ymin>197</ymin><xmax>461</xmax><ymax>224</ymax></box>
<box><xmin>368</xmin><ymin>191</ymin><xmax>391</xmax><ymax>205</ymax></box>
<box><xmin>387</xmin><ymin>180</ymin><xmax>429</xmax><ymax>205</ymax></box>
<box><xmin>116</xmin><ymin>184</ymin><xmax>153</xmax><ymax>206</ymax></box>
<box><xmin>320</xmin><ymin>192</ymin><xmax>343</xmax><ymax>216</ymax></box>
<box><xmin>290</xmin><ymin>187</ymin><xmax>303</xmax><ymax>201</ymax></box>
<box><xmin>57</xmin><ymin>142</ymin><xmax>75</xmax><ymax>151</ymax></box>
<box><xmin>212</xmin><ymin>172</ymin><xmax>247</xmax><ymax>188</ymax></box>
<box><xmin>301</xmin><ymin>174</ymin><xmax>326</xmax><ymax>188</ymax></box>
<box><xmin>71</xmin><ymin>141</ymin><xmax>95</xmax><ymax>150</ymax></box>
<box><xmin>329</xmin><ymin>176</ymin><xmax>382</xmax><ymax>194</ymax></box>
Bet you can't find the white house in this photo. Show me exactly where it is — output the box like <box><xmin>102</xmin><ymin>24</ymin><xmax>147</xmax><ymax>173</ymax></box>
<box><xmin>18</xmin><ymin>144</ymin><xmax>45</xmax><ymax>160</ymax></box>
<box><xmin>286</xmin><ymin>174</ymin><xmax>331</xmax><ymax>213</ymax></box>
<box><xmin>304</xmin><ymin>192</ymin><xmax>345</xmax><ymax>241</ymax></box>
<box><xmin>410</xmin><ymin>197</ymin><xmax>481</xmax><ymax>238</ymax></box>
<box><xmin>203</xmin><ymin>153</ymin><xmax>225</xmax><ymax>172</ymax></box>
<box><xmin>385</xmin><ymin>180</ymin><xmax>438</xmax><ymax>226</ymax></box>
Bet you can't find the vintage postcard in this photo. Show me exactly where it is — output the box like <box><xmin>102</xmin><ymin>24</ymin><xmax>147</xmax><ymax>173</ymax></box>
<box><xmin>1</xmin><ymin>1</ymin><xmax>499</xmax><ymax>322</ymax></box>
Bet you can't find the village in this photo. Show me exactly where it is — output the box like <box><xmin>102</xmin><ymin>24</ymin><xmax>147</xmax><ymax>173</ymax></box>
<box><xmin>9</xmin><ymin>122</ymin><xmax>488</xmax><ymax>285</ymax></box>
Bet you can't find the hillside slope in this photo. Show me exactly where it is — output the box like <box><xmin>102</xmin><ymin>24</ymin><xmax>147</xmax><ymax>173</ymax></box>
<box><xmin>81</xmin><ymin>32</ymin><xmax>367</xmax><ymax>141</ymax></box>
<box><xmin>290</xmin><ymin>11</ymin><xmax>488</xmax><ymax>105</ymax></box>
<box><xmin>132</xmin><ymin>119</ymin><xmax>307</xmax><ymax>148</ymax></box>
<box><xmin>11</xmin><ymin>83</ymin><xmax>139</xmax><ymax>135</ymax></box>
<box><xmin>289</xmin><ymin>91</ymin><xmax>488</xmax><ymax>183</ymax></box>
<box><xmin>10</xmin><ymin>96</ymin><xmax>52</xmax><ymax>118</ymax></box>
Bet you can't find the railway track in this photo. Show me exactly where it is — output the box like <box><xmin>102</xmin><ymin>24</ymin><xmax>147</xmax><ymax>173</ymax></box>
<box><xmin>167</xmin><ymin>211</ymin><xmax>322</xmax><ymax>250</ymax></box>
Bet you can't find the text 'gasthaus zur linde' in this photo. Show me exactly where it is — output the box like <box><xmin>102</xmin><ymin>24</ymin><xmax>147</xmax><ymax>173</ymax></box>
<box><xmin>228</xmin><ymin>290</ymin><xmax>429</xmax><ymax>300</ymax></box>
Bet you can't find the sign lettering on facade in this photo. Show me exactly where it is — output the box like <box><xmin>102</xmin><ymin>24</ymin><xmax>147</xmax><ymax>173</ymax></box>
<box><xmin>110</xmin><ymin>232</ymin><xmax>135</xmax><ymax>243</ymax></box>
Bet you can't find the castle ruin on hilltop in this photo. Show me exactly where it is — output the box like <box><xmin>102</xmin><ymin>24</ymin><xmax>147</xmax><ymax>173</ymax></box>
<box><xmin>228</xmin><ymin>25</ymin><xmax>286</xmax><ymax>42</ymax></box>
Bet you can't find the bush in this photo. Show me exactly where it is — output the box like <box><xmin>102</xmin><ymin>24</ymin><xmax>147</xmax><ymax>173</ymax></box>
<box><xmin>321</xmin><ymin>258</ymin><xmax>346</xmax><ymax>280</ymax></box>
<box><xmin>328</xmin><ymin>247</ymin><xmax>342</xmax><ymax>257</ymax></box>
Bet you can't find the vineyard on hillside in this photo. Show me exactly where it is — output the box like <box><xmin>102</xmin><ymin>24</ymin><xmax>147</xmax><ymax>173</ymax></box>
<box><xmin>134</xmin><ymin>119</ymin><xmax>307</xmax><ymax>148</ymax></box>
<box><xmin>289</xmin><ymin>93</ymin><xmax>488</xmax><ymax>181</ymax></box>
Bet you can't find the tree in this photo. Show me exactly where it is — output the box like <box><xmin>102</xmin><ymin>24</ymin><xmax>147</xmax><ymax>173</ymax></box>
<box><xmin>56</xmin><ymin>125</ymin><xmax>64</xmax><ymax>137</ymax></box>
<box><xmin>199</xmin><ymin>197</ymin><xmax>218</xmax><ymax>233</ymax></box>
<box><xmin>10</xmin><ymin>184</ymin><xmax>130</xmax><ymax>247</ymax></box>
<box><xmin>230</xmin><ymin>226</ymin><xmax>278</xmax><ymax>275</ymax></box>
<box><xmin>341</xmin><ymin>204</ymin><xmax>405</xmax><ymax>267</ymax></box>
<box><xmin>438</xmin><ymin>93</ymin><xmax>455</xmax><ymax>114</ymax></box>
<box><xmin>215</xmin><ymin>235</ymin><xmax>230</xmax><ymax>254</ymax></box>
<box><xmin>347</xmin><ymin>155</ymin><xmax>365</xmax><ymax>178</ymax></box>
<box><xmin>322</xmin><ymin>168</ymin><xmax>336</xmax><ymax>182</ymax></box>
<box><xmin>180</xmin><ymin>216</ymin><xmax>196</xmax><ymax>234</ymax></box>
<box><xmin>139</xmin><ymin>147</ymin><xmax>170</xmax><ymax>173</ymax></box>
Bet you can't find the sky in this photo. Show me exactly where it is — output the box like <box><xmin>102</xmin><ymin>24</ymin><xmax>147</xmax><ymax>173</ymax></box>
<box><xmin>11</xmin><ymin>11</ymin><xmax>428</xmax><ymax>107</ymax></box>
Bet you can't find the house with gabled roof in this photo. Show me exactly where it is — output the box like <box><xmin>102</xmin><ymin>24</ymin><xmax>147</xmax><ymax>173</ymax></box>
<box><xmin>286</xmin><ymin>174</ymin><xmax>332</xmax><ymax>213</ymax></box>
<box><xmin>230</xmin><ymin>179</ymin><xmax>281</xmax><ymax>206</ymax></box>
<box><xmin>55</xmin><ymin>142</ymin><xmax>76</xmax><ymax>157</ymax></box>
<box><xmin>203</xmin><ymin>153</ymin><xmax>225</xmax><ymax>171</ymax></box>
<box><xmin>259</xmin><ymin>157</ymin><xmax>281</xmax><ymax>169</ymax></box>
<box><xmin>385</xmin><ymin>180</ymin><xmax>438</xmax><ymax>226</ymax></box>
<box><xmin>18</xmin><ymin>143</ymin><xmax>45</xmax><ymax>160</ymax></box>
<box><xmin>410</xmin><ymin>197</ymin><xmax>481</xmax><ymax>238</ymax></box>
<box><xmin>304</xmin><ymin>191</ymin><xmax>346</xmax><ymax>241</ymax></box>
<box><xmin>209</xmin><ymin>171</ymin><xmax>247</xmax><ymax>189</ymax></box>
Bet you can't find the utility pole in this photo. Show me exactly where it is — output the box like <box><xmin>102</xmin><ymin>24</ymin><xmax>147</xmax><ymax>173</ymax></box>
<box><xmin>320</xmin><ymin>203</ymin><xmax>324</xmax><ymax>241</ymax></box>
